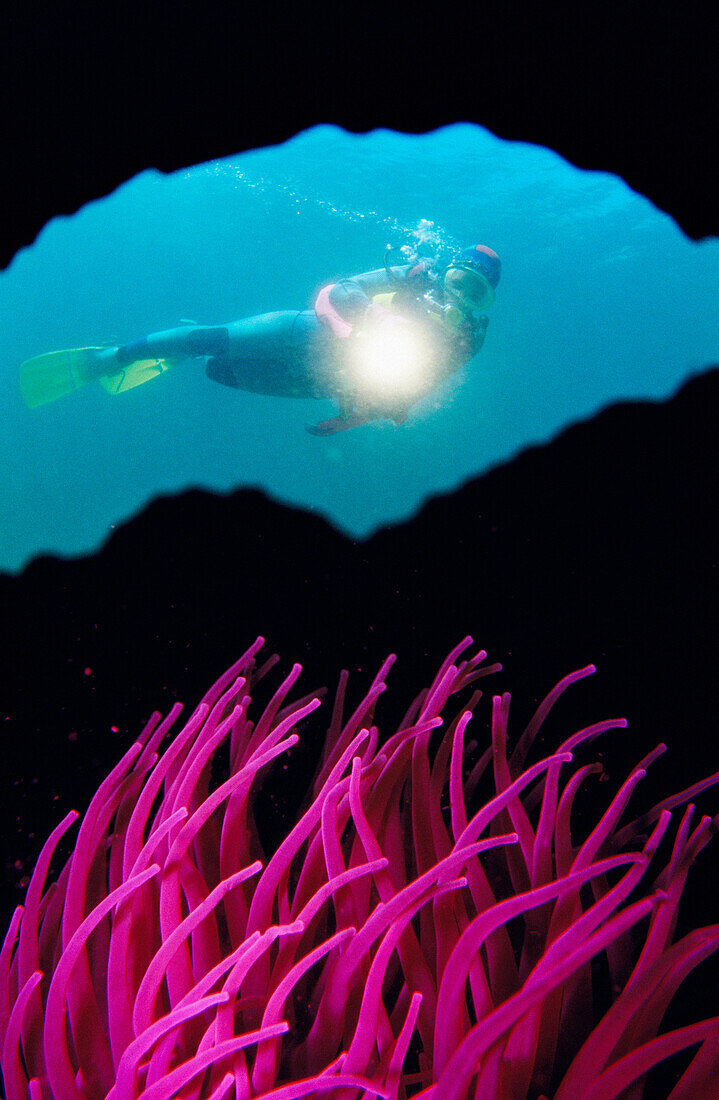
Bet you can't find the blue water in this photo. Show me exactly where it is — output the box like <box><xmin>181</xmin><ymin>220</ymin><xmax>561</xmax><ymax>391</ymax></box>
<box><xmin>2</xmin><ymin>124</ymin><xmax>718</xmax><ymax>573</ymax></box>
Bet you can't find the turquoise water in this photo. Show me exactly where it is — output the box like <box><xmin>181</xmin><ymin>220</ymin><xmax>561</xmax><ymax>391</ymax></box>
<box><xmin>2</xmin><ymin>124</ymin><xmax>718</xmax><ymax>574</ymax></box>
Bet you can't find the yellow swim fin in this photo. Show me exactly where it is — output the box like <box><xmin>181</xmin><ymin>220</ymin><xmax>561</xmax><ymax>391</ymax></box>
<box><xmin>20</xmin><ymin>346</ymin><xmax>176</xmax><ymax>407</ymax></box>
<box><xmin>19</xmin><ymin>346</ymin><xmax>109</xmax><ymax>408</ymax></box>
<box><xmin>98</xmin><ymin>357</ymin><xmax>175</xmax><ymax>395</ymax></box>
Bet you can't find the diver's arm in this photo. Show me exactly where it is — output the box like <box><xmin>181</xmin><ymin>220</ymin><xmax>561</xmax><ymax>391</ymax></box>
<box><xmin>314</xmin><ymin>265</ymin><xmax>425</xmax><ymax>334</ymax></box>
<box><xmin>306</xmin><ymin>409</ymin><xmax>378</xmax><ymax>436</ymax></box>
<box><xmin>306</xmin><ymin>404</ymin><xmax>409</xmax><ymax>436</ymax></box>
<box><xmin>438</xmin><ymin>313</ymin><xmax>489</xmax><ymax>372</ymax></box>
<box><xmin>472</xmin><ymin>314</ymin><xmax>489</xmax><ymax>353</ymax></box>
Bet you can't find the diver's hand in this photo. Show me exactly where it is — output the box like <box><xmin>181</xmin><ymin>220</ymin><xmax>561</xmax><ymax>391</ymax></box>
<box><xmin>352</xmin><ymin>303</ymin><xmax>414</xmax><ymax>352</ymax></box>
<box><xmin>362</xmin><ymin>303</ymin><xmax>411</xmax><ymax>330</ymax></box>
<box><xmin>306</xmin><ymin>409</ymin><xmax>378</xmax><ymax>435</ymax></box>
<box><xmin>306</xmin><ymin>417</ymin><xmax>356</xmax><ymax>436</ymax></box>
<box><xmin>306</xmin><ymin>419</ymin><xmax>344</xmax><ymax>436</ymax></box>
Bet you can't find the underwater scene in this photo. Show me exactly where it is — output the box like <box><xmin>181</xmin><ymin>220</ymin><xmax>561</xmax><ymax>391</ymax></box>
<box><xmin>2</xmin><ymin>122</ymin><xmax>718</xmax><ymax>574</ymax></box>
<box><xmin>3</xmin><ymin>107</ymin><xmax>719</xmax><ymax>1099</ymax></box>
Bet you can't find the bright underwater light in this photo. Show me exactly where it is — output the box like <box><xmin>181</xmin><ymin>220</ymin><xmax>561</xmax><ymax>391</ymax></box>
<box><xmin>347</xmin><ymin>315</ymin><xmax>436</xmax><ymax>403</ymax></box>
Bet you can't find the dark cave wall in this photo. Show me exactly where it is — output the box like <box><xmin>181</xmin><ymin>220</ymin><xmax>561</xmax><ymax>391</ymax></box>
<box><xmin>2</xmin><ymin>4</ymin><xmax>716</xmax><ymax>272</ymax></box>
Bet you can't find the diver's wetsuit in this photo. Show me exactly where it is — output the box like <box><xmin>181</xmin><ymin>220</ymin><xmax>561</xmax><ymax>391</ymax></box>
<box><xmin>115</xmin><ymin>312</ymin><xmax>341</xmax><ymax>400</ymax></box>
<box><xmin>111</xmin><ymin>261</ymin><xmax>488</xmax><ymax>421</ymax></box>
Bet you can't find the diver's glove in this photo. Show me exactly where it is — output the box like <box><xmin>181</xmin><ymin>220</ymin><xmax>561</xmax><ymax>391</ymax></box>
<box><xmin>362</xmin><ymin>302</ymin><xmax>411</xmax><ymax>329</ymax></box>
<box><xmin>356</xmin><ymin>303</ymin><xmax>415</xmax><ymax>347</ymax></box>
<box><xmin>306</xmin><ymin>410</ymin><xmax>374</xmax><ymax>435</ymax></box>
<box><xmin>306</xmin><ymin>402</ymin><xmax>409</xmax><ymax>435</ymax></box>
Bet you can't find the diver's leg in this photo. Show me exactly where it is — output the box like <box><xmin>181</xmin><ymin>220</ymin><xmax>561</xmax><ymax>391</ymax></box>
<box><xmin>208</xmin><ymin>313</ymin><xmax>310</xmax><ymax>396</ymax></box>
<box><xmin>223</xmin><ymin>313</ymin><xmax>299</xmax><ymax>360</ymax></box>
<box><xmin>210</xmin><ymin>310</ymin><xmax>342</xmax><ymax>400</ymax></box>
<box><xmin>88</xmin><ymin>326</ymin><xmax>231</xmax><ymax>377</ymax></box>
<box><xmin>115</xmin><ymin>326</ymin><xmax>230</xmax><ymax>365</ymax></box>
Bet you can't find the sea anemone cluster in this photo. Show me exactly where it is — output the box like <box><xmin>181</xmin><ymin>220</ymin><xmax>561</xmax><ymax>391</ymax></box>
<box><xmin>1</xmin><ymin>636</ymin><xmax>718</xmax><ymax>1099</ymax></box>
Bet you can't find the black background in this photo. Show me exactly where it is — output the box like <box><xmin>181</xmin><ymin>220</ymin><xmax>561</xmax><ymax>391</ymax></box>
<box><xmin>1</xmin><ymin>1</ymin><xmax>718</xmax><ymax>1089</ymax></box>
<box><xmin>3</xmin><ymin>2</ymin><xmax>717</xmax><ymax>268</ymax></box>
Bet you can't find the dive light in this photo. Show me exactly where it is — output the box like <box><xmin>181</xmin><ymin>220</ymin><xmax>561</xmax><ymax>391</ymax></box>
<box><xmin>347</xmin><ymin>310</ymin><xmax>434</xmax><ymax>403</ymax></box>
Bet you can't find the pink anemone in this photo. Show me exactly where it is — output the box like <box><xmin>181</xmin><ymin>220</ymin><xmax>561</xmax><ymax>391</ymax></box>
<box><xmin>1</xmin><ymin>636</ymin><xmax>718</xmax><ymax>1099</ymax></box>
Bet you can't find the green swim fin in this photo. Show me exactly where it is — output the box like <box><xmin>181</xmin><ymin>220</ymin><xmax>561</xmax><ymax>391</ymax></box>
<box><xmin>19</xmin><ymin>346</ymin><xmax>109</xmax><ymax>408</ymax></box>
<box><xmin>20</xmin><ymin>347</ymin><xmax>176</xmax><ymax>407</ymax></box>
<box><xmin>98</xmin><ymin>356</ymin><xmax>175</xmax><ymax>395</ymax></box>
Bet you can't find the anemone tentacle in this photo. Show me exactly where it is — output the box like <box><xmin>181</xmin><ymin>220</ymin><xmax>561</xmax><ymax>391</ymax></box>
<box><xmin>1</xmin><ymin>639</ymin><xmax>717</xmax><ymax>1099</ymax></box>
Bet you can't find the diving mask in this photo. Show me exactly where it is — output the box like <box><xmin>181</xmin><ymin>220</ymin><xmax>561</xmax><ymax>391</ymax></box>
<box><xmin>442</xmin><ymin>264</ymin><xmax>495</xmax><ymax>313</ymax></box>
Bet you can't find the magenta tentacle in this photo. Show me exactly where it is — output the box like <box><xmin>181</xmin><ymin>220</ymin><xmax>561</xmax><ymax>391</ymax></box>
<box><xmin>433</xmin><ymin>851</ymin><xmax>643</xmax><ymax>1075</ymax></box>
<box><xmin>121</xmin><ymin>703</ymin><xmax>207</xmax><ymax>879</ymax></box>
<box><xmin>107</xmin><ymin>807</ymin><xmax>188</xmax><ymax>1066</ymax></box>
<box><xmin>341</xmin><ymin>881</ymin><xmax>464</xmax><ymax>1087</ymax></box>
<box><xmin>43</xmin><ymin>865</ymin><xmax>159</xmax><ymax>1100</ymax></box>
<box><xmin>1</xmin><ymin>971</ymin><xmax>42</xmax><ymax>1100</ymax></box>
<box><xmin>245</xmin><ymin>725</ymin><xmax>371</xmax><ymax>936</ymax></box>
<box><xmin>111</xmin><ymin>991</ymin><xmax>230</xmax><ymax>1100</ymax></box>
<box><xmin>252</xmin><ymin>928</ymin><xmax>355</xmax><ymax>1092</ymax></box>
<box><xmin>136</xmin><ymin>1022</ymin><xmax>290</xmax><ymax>1100</ymax></box>
<box><xmin>556</xmin><ymin>927</ymin><xmax>719</xmax><ymax>1097</ymax></box>
<box><xmin>436</xmin><ymin>895</ymin><xmax>662</xmax><ymax>1100</ymax></box>
<box><xmin>276</xmin><ymin>858</ymin><xmax>387</xmax><ymax>988</ymax></box>
<box><xmin>252</xmin><ymin>1073</ymin><xmax>389</xmax><ymax>1100</ymax></box>
<box><xmin>384</xmin><ymin>991</ymin><xmax>422</xmax><ymax>1100</ymax></box>
<box><xmin>509</xmin><ymin>664</ymin><xmax>597</xmax><ymax>777</ymax></box>
<box><xmin>0</xmin><ymin>907</ymin><xmax>23</xmax><ymax>1036</ymax></box>
<box><xmin>133</xmin><ymin>865</ymin><xmax>260</xmax><ymax>1037</ymax></box>
<box><xmin>2</xmin><ymin>641</ymin><xmax>717</xmax><ymax>1099</ymax></box>
<box><xmin>582</xmin><ymin>1018</ymin><xmax>719</xmax><ymax>1100</ymax></box>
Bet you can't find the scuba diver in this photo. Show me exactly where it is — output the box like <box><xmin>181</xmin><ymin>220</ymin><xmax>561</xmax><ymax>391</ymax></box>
<box><xmin>19</xmin><ymin>243</ymin><xmax>501</xmax><ymax>435</ymax></box>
